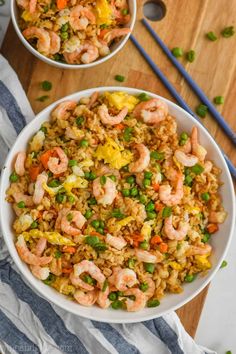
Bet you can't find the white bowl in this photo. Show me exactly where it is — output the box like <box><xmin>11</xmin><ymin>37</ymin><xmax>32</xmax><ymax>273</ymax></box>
<box><xmin>11</xmin><ymin>0</ymin><xmax>136</xmax><ymax>69</ymax></box>
<box><xmin>1</xmin><ymin>87</ymin><xmax>235</xmax><ymax>323</ymax></box>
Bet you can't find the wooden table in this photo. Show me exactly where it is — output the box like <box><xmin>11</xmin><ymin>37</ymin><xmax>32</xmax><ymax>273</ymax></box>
<box><xmin>1</xmin><ymin>0</ymin><xmax>236</xmax><ymax>338</ymax></box>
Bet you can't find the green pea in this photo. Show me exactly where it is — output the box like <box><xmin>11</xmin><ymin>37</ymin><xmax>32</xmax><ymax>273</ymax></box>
<box><xmin>137</xmin><ymin>92</ymin><xmax>150</xmax><ymax>101</ymax></box>
<box><xmin>43</xmin><ymin>273</ymin><xmax>56</xmax><ymax>285</ymax></box>
<box><xmin>201</xmin><ymin>192</ymin><xmax>210</xmax><ymax>201</ymax></box>
<box><xmin>60</xmin><ymin>31</ymin><xmax>68</xmax><ymax>40</ymax></box>
<box><xmin>143</xmin><ymin>179</ymin><xmax>151</xmax><ymax>188</ymax></box>
<box><xmin>220</xmin><ymin>260</ymin><xmax>228</xmax><ymax>268</ymax></box>
<box><xmin>30</xmin><ymin>221</ymin><xmax>38</xmax><ymax>229</ymax></box>
<box><xmin>108</xmin><ymin>292</ymin><xmax>118</xmax><ymax>301</ymax></box>
<box><xmin>128</xmin><ymin>258</ymin><xmax>136</xmax><ymax>269</ymax></box>
<box><xmin>91</xmin><ymin>220</ymin><xmax>100</xmax><ymax>229</ymax></box>
<box><xmin>214</xmin><ymin>96</ymin><xmax>224</xmax><ymax>105</ymax></box>
<box><xmin>162</xmin><ymin>207</ymin><xmax>172</xmax><ymax>218</ymax></box>
<box><xmin>66</xmin><ymin>213</ymin><xmax>73</xmax><ymax>222</ymax></box>
<box><xmin>139</xmin><ymin>282</ymin><xmax>149</xmax><ymax>292</ymax></box>
<box><xmin>111</xmin><ymin>209</ymin><xmax>125</xmax><ymax>219</ymax></box>
<box><xmin>9</xmin><ymin>171</ymin><xmax>19</xmax><ymax>182</ymax></box>
<box><xmin>88</xmin><ymin>198</ymin><xmax>97</xmax><ymax>205</ymax></box>
<box><xmin>122</xmin><ymin>189</ymin><xmax>130</xmax><ymax>197</ymax></box>
<box><xmin>109</xmin><ymin>175</ymin><xmax>116</xmax><ymax>182</ymax></box>
<box><xmin>171</xmin><ymin>47</ymin><xmax>183</xmax><ymax>58</ymax></box>
<box><xmin>185</xmin><ymin>274</ymin><xmax>197</xmax><ymax>282</ymax></box>
<box><xmin>202</xmin><ymin>232</ymin><xmax>211</xmax><ymax>243</ymax></box>
<box><xmin>130</xmin><ymin>187</ymin><xmax>138</xmax><ymax>197</ymax></box>
<box><xmin>85</xmin><ymin>236</ymin><xmax>100</xmax><ymax>246</ymax></box>
<box><xmin>40</xmin><ymin>126</ymin><xmax>48</xmax><ymax>134</ymax></box>
<box><xmin>68</xmin><ymin>159</ymin><xmax>77</xmax><ymax>167</ymax></box>
<box><xmin>100</xmin><ymin>176</ymin><xmax>106</xmax><ymax>185</ymax></box>
<box><xmin>206</xmin><ymin>31</ymin><xmax>217</xmax><ymax>41</ymax></box>
<box><xmin>48</xmin><ymin>171</ymin><xmax>53</xmax><ymax>177</ymax></box>
<box><xmin>83</xmin><ymin>274</ymin><xmax>95</xmax><ymax>285</ymax></box>
<box><xmin>99</xmin><ymin>220</ymin><xmax>105</xmax><ymax>229</ymax></box>
<box><xmin>80</xmin><ymin>139</ymin><xmax>89</xmax><ymax>147</ymax></box>
<box><xmin>126</xmin><ymin>175</ymin><xmax>135</xmax><ymax>184</ymax></box>
<box><xmin>48</xmin><ymin>179</ymin><xmax>60</xmax><ymax>187</ymax></box>
<box><xmin>196</xmin><ymin>104</ymin><xmax>208</xmax><ymax>118</ymax></box>
<box><xmin>115</xmin><ymin>75</ymin><xmax>125</xmax><ymax>82</ymax></box>
<box><xmin>89</xmin><ymin>171</ymin><xmax>97</xmax><ymax>180</ymax></box>
<box><xmin>40</xmin><ymin>80</ymin><xmax>52</xmax><ymax>91</ymax></box>
<box><xmin>97</xmin><ymin>227</ymin><xmax>104</xmax><ymax>235</ymax></box>
<box><xmin>76</xmin><ymin>116</ymin><xmax>84</xmax><ymax>126</ymax></box>
<box><xmin>17</xmin><ymin>201</ymin><xmax>25</xmax><ymax>209</ymax></box>
<box><xmin>56</xmin><ymin>193</ymin><xmax>66</xmax><ymax>203</ymax></box>
<box><xmin>54</xmin><ymin>250</ymin><xmax>62</xmax><ymax>259</ymax></box>
<box><xmin>139</xmin><ymin>194</ymin><xmax>147</xmax><ymax>204</ymax></box>
<box><xmin>147</xmin><ymin>299</ymin><xmax>160</xmax><ymax>307</ymax></box>
<box><xmin>147</xmin><ymin>211</ymin><xmax>156</xmax><ymax>220</ymax></box>
<box><xmin>180</xmin><ymin>132</ymin><xmax>188</xmax><ymax>141</ymax></box>
<box><xmin>122</xmin><ymin>8</ymin><xmax>128</xmax><ymax>15</ymax></box>
<box><xmin>144</xmin><ymin>263</ymin><xmax>155</xmax><ymax>273</ymax></box>
<box><xmin>68</xmin><ymin>195</ymin><xmax>75</xmax><ymax>204</ymax></box>
<box><xmin>144</xmin><ymin>171</ymin><xmax>153</xmax><ymax>179</ymax></box>
<box><xmin>61</xmin><ymin>22</ymin><xmax>69</xmax><ymax>32</ymax></box>
<box><xmin>111</xmin><ymin>300</ymin><xmax>123</xmax><ymax>309</ymax></box>
<box><xmin>139</xmin><ymin>241</ymin><xmax>149</xmax><ymax>250</ymax></box>
<box><xmin>84</xmin><ymin>209</ymin><xmax>93</xmax><ymax>219</ymax></box>
<box><xmin>191</xmin><ymin>164</ymin><xmax>204</xmax><ymax>175</ymax></box>
<box><xmin>150</xmin><ymin>151</ymin><xmax>165</xmax><ymax>160</ymax></box>
<box><xmin>184</xmin><ymin>175</ymin><xmax>193</xmax><ymax>186</ymax></box>
<box><xmin>146</xmin><ymin>201</ymin><xmax>155</xmax><ymax>212</ymax></box>
<box><xmin>186</xmin><ymin>50</ymin><xmax>196</xmax><ymax>63</ymax></box>
<box><xmin>84</xmin><ymin>172</ymin><xmax>90</xmax><ymax>179</ymax></box>
<box><xmin>123</xmin><ymin>127</ymin><xmax>133</xmax><ymax>142</ymax></box>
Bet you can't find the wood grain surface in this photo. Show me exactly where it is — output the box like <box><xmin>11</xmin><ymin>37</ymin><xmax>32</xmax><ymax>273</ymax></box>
<box><xmin>1</xmin><ymin>0</ymin><xmax>236</xmax><ymax>338</ymax></box>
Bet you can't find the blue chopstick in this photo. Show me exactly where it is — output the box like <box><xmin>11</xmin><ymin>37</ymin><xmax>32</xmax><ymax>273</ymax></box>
<box><xmin>130</xmin><ymin>34</ymin><xmax>236</xmax><ymax>178</ymax></box>
<box><xmin>142</xmin><ymin>18</ymin><xmax>236</xmax><ymax>146</ymax></box>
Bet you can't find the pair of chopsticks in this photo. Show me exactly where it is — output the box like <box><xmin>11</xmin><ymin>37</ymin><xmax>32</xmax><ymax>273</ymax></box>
<box><xmin>130</xmin><ymin>19</ymin><xmax>236</xmax><ymax>179</ymax></box>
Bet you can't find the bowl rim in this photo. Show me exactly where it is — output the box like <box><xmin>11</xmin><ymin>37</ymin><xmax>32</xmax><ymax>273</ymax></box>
<box><xmin>10</xmin><ymin>0</ymin><xmax>137</xmax><ymax>69</ymax></box>
<box><xmin>1</xmin><ymin>86</ymin><xmax>235</xmax><ymax>323</ymax></box>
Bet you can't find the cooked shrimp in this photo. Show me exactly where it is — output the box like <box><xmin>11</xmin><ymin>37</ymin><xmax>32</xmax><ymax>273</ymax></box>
<box><xmin>33</xmin><ymin>173</ymin><xmax>48</xmax><ymax>204</ymax></box>
<box><xmin>129</xmin><ymin>144</ymin><xmax>150</xmax><ymax>173</ymax></box>
<box><xmin>189</xmin><ymin>243</ymin><xmax>212</xmax><ymax>256</ymax></box>
<box><xmin>16</xmin><ymin>235</ymin><xmax>52</xmax><ymax>266</ymax></box>
<box><xmin>50</xmin><ymin>258</ymin><xmax>62</xmax><ymax>276</ymax></box>
<box><xmin>98</xmin><ymin>104</ymin><xmax>128</xmax><ymax>125</ymax></box>
<box><xmin>97</xmin><ymin>286</ymin><xmax>111</xmax><ymax>309</ymax></box>
<box><xmin>30</xmin><ymin>237</ymin><xmax>50</xmax><ymax>280</ymax></box>
<box><xmin>124</xmin><ymin>288</ymin><xmax>146</xmax><ymax>312</ymax></box>
<box><xmin>29</xmin><ymin>0</ymin><xmax>37</xmax><ymax>13</ymax></box>
<box><xmin>16</xmin><ymin>0</ymin><xmax>29</xmax><ymax>9</ymax></box>
<box><xmin>93</xmin><ymin>176</ymin><xmax>117</xmax><ymax>205</ymax></box>
<box><xmin>64</xmin><ymin>42</ymin><xmax>99</xmax><ymax>64</ymax></box>
<box><xmin>135</xmin><ymin>249</ymin><xmax>161</xmax><ymax>263</ymax></box>
<box><xmin>142</xmin><ymin>277</ymin><xmax>155</xmax><ymax>299</ymax></box>
<box><xmin>208</xmin><ymin>211</ymin><xmax>227</xmax><ymax>223</ymax></box>
<box><xmin>49</xmin><ymin>31</ymin><xmax>61</xmax><ymax>54</ymax></box>
<box><xmin>114</xmin><ymin>268</ymin><xmax>138</xmax><ymax>291</ymax></box>
<box><xmin>61</xmin><ymin>210</ymin><xmax>86</xmax><ymax>236</ymax></box>
<box><xmin>74</xmin><ymin>290</ymin><xmax>97</xmax><ymax>306</ymax></box>
<box><xmin>204</xmin><ymin>160</ymin><xmax>213</xmax><ymax>173</ymax></box>
<box><xmin>164</xmin><ymin>215</ymin><xmax>189</xmax><ymax>241</ymax></box>
<box><xmin>179</xmin><ymin>138</ymin><xmax>191</xmax><ymax>154</ymax></box>
<box><xmin>159</xmin><ymin>174</ymin><xmax>184</xmax><ymax>206</ymax></box>
<box><xmin>15</xmin><ymin>152</ymin><xmax>26</xmax><ymax>176</ymax></box>
<box><xmin>47</xmin><ymin>147</ymin><xmax>68</xmax><ymax>174</ymax></box>
<box><xmin>105</xmin><ymin>234</ymin><xmax>127</xmax><ymax>250</ymax></box>
<box><xmin>163</xmin><ymin>159</ymin><xmax>179</xmax><ymax>182</ymax></box>
<box><xmin>88</xmin><ymin>91</ymin><xmax>99</xmax><ymax>109</ymax></box>
<box><xmin>133</xmin><ymin>98</ymin><xmax>168</xmax><ymax>125</ymax></box>
<box><xmin>108</xmin><ymin>266</ymin><xmax>121</xmax><ymax>286</ymax></box>
<box><xmin>22</xmin><ymin>27</ymin><xmax>51</xmax><ymax>55</ymax></box>
<box><xmin>69</xmin><ymin>5</ymin><xmax>96</xmax><ymax>31</ymax></box>
<box><xmin>102</xmin><ymin>28</ymin><xmax>130</xmax><ymax>43</ymax></box>
<box><xmin>191</xmin><ymin>126</ymin><xmax>207</xmax><ymax>161</ymax></box>
<box><xmin>55</xmin><ymin>208</ymin><xmax>70</xmax><ymax>230</ymax></box>
<box><xmin>174</xmin><ymin>150</ymin><xmax>198</xmax><ymax>167</ymax></box>
<box><xmin>13</xmin><ymin>192</ymin><xmax>34</xmax><ymax>207</ymax></box>
<box><xmin>51</xmin><ymin>100</ymin><xmax>77</xmax><ymax>120</ymax></box>
<box><xmin>72</xmin><ymin>260</ymin><xmax>105</xmax><ymax>290</ymax></box>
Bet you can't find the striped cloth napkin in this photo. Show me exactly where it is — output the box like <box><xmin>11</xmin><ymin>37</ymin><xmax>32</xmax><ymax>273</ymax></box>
<box><xmin>0</xmin><ymin>55</ymin><xmax>216</xmax><ymax>354</ymax></box>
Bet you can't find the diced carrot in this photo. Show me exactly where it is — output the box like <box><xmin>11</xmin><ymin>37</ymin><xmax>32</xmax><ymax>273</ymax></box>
<box><xmin>115</xmin><ymin>123</ymin><xmax>125</xmax><ymax>130</ymax></box>
<box><xmin>152</xmin><ymin>183</ymin><xmax>160</xmax><ymax>192</ymax></box>
<box><xmin>159</xmin><ymin>242</ymin><xmax>168</xmax><ymax>253</ymax></box>
<box><xmin>131</xmin><ymin>233</ymin><xmax>144</xmax><ymax>248</ymax></box>
<box><xmin>56</xmin><ymin>0</ymin><xmax>68</xmax><ymax>10</ymax></box>
<box><xmin>40</xmin><ymin>149</ymin><xmax>55</xmax><ymax>169</ymax></box>
<box><xmin>155</xmin><ymin>202</ymin><xmax>163</xmax><ymax>212</ymax></box>
<box><xmin>207</xmin><ymin>223</ymin><xmax>219</xmax><ymax>234</ymax></box>
<box><xmin>62</xmin><ymin>246</ymin><xmax>76</xmax><ymax>254</ymax></box>
<box><xmin>62</xmin><ymin>267</ymin><xmax>73</xmax><ymax>274</ymax></box>
<box><xmin>29</xmin><ymin>165</ymin><xmax>40</xmax><ymax>181</ymax></box>
<box><xmin>99</xmin><ymin>29</ymin><xmax>109</xmax><ymax>39</ymax></box>
<box><xmin>150</xmin><ymin>235</ymin><xmax>162</xmax><ymax>245</ymax></box>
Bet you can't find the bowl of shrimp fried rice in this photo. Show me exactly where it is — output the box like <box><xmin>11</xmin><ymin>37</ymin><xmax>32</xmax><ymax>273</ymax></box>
<box><xmin>1</xmin><ymin>87</ymin><xmax>235</xmax><ymax>323</ymax></box>
<box><xmin>11</xmin><ymin>0</ymin><xmax>136</xmax><ymax>68</ymax></box>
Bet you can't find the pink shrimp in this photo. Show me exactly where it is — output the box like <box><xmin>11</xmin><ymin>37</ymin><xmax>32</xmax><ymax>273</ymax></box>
<box><xmin>188</xmin><ymin>243</ymin><xmax>212</xmax><ymax>256</ymax></box>
<box><xmin>30</xmin><ymin>238</ymin><xmax>50</xmax><ymax>280</ymax></box>
<box><xmin>16</xmin><ymin>235</ymin><xmax>52</xmax><ymax>266</ymax></box>
<box><xmin>114</xmin><ymin>268</ymin><xmax>138</xmax><ymax>291</ymax></box>
<box><xmin>142</xmin><ymin>277</ymin><xmax>155</xmax><ymax>299</ymax></box>
<box><xmin>13</xmin><ymin>192</ymin><xmax>34</xmax><ymax>207</ymax></box>
<box><xmin>98</xmin><ymin>104</ymin><xmax>128</xmax><ymax>125</ymax></box>
<box><xmin>159</xmin><ymin>174</ymin><xmax>184</xmax><ymax>206</ymax></box>
<box><xmin>50</xmin><ymin>258</ymin><xmax>62</xmax><ymax>276</ymax></box>
<box><xmin>124</xmin><ymin>288</ymin><xmax>146</xmax><ymax>312</ymax></box>
<box><xmin>51</xmin><ymin>101</ymin><xmax>77</xmax><ymax>120</ymax></box>
<box><xmin>174</xmin><ymin>150</ymin><xmax>198</xmax><ymax>167</ymax></box>
<box><xmin>135</xmin><ymin>249</ymin><xmax>162</xmax><ymax>263</ymax></box>
<box><xmin>163</xmin><ymin>158</ymin><xmax>179</xmax><ymax>182</ymax></box>
<box><xmin>111</xmin><ymin>0</ymin><xmax>130</xmax><ymax>24</ymax></box>
<box><xmin>164</xmin><ymin>215</ymin><xmax>189</xmax><ymax>240</ymax></box>
<box><xmin>22</xmin><ymin>27</ymin><xmax>51</xmax><ymax>55</ymax></box>
<box><xmin>71</xmin><ymin>260</ymin><xmax>105</xmax><ymax>290</ymax></box>
<box><xmin>33</xmin><ymin>172</ymin><xmax>48</xmax><ymax>204</ymax></box>
<box><xmin>49</xmin><ymin>31</ymin><xmax>61</xmax><ymax>55</ymax></box>
<box><xmin>61</xmin><ymin>210</ymin><xmax>86</xmax><ymax>236</ymax></box>
<box><xmin>14</xmin><ymin>152</ymin><xmax>26</xmax><ymax>176</ymax></box>
<box><xmin>179</xmin><ymin>138</ymin><xmax>192</xmax><ymax>153</ymax></box>
<box><xmin>208</xmin><ymin>211</ymin><xmax>227</xmax><ymax>224</ymax></box>
<box><xmin>105</xmin><ymin>234</ymin><xmax>127</xmax><ymax>250</ymax></box>
<box><xmin>97</xmin><ymin>285</ymin><xmax>111</xmax><ymax>309</ymax></box>
<box><xmin>47</xmin><ymin>147</ymin><xmax>68</xmax><ymax>174</ymax></box>
<box><xmin>204</xmin><ymin>160</ymin><xmax>213</xmax><ymax>173</ymax></box>
<box><xmin>16</xmin><ymin>0</ymin><xmax>29</xmax><ymax>9</ymax></box>
<box><xmin>29</xmin><ymin>0</ymin><xmax>37</xmax><ymax>13</ymax></box>
<box><xmin>69</xmin><ymin>5</ymin><xmax>96</xmax><ymax>31</ymax></box>
<box><xmin>191</xmin><ymin>126</ymin><xmax>207</xmax><ymax>161</ymax></box>
<box><xmin>93</xmin><ymin>176</ymin><xmax>117</xmax><ymax>206</ymax></box>
<box><xmin>88</xmin><ymin>91</ymin><xmax>99</xmax><ymax>109</ymax></box>
<box><xmin>129</xmin><ymin>144</ymin><xmax>150</xmax><ymax>173</ymax></box>
<box><xmin>133</xmin><ymin>98</ymin><xmax>168</xmax><ymax>125</ymax></box>
<box><xmin>64</xmin><ymin>42</ymin><xmax>99</xmax><ymax>64</ymax></box>
<box><xmin>102</xmin><ymin>28</ymin><xmax>130</xmax><ymax>43</ymax></box>
<box><xmin>74</xmin><ymin>290</ymin><xmax>98</xmax><ymax>306</ymax></box>
<box><xmin>55</xmin><ymin>208</ymin><xmax>70</xmax><ymax>230</ymax></box>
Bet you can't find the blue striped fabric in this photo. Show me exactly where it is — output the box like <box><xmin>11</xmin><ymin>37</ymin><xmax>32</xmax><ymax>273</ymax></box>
<box><xmin>0</xmin><ymin>63</ymin><xmax>214</xmax><ymax>354</ymax></box>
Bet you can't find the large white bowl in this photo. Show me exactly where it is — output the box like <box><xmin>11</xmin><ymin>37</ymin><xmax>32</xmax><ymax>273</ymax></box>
<box><xmin>1</xmin><ymin>87</ymin><xmax>235</xmax><ymax>323</ymax></box>
<box><xmin>11</xmin><ymin>0</ymin><xmax>136</xmax><ymax>69</ymax></box>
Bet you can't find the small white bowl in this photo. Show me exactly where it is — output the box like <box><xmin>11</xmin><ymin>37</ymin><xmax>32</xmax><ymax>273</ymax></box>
<box><xmin>1</xmin><ymin>87</ymin><xmax>235</xmax><ymax>323</ymax></box>
<box><xmin>11</xmin><ymin>0</ymin><xmax>136</xmax><ymax>69</ymax></box>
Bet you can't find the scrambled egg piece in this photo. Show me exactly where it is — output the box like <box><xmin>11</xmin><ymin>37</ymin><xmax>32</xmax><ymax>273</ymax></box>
<box><xmin>117</xmin><ymin>216</ymin><xmax>134</xmax><ymax>227</ymax></box>
<box><xmin>185</xmin><ymin>205</ymin><xmax>201</xmax><ymax>215</ymax></box>
<box><xmin>14</xmin><ymin>214</ymin><xmax>33</xmax><ymax>233</ymax></box>
<box><xmin>104</xmin><ymin>92</ymin><xmax>139</xmax><ymax>112</ymax></box>
<box><xmin>194</xmin><ymin>255</ymin><xmax>211</xmax><ymax>270</ymax></box>
<box><xmin>95</xmin><ymin>0</ymin><xmax>113</xmax><ymax>25</ymax></box>
<box><xmin>22</xmin><ymin>230</ymin><xmax>75</xmax><ymax>246</ymax></box>
<box><xmin>63</xmin><ymin>174</ymin><xmax>88</xmax><ymax>193</ymax></box>
<box><xmin>29</xmin><ymin>131</ymin><xmax>45</xmax><ymax>152</ymax></box>
<box><xmin>168</xmin><ymin>261</ymin><xmax>183</xmax><ymax>271</ymax></box>
<box><xmin>94</xmin><ymin>137</ymin><xmax>133</xmax><ymax>169</ymax></box>
<box><xmin>42</xmin><ymin>183</ymin><xmax>63</xmax><ymax>197</ymax></box>
<box><xmin>141</xmin><ymin>221</ymin><xmax>153</xmax><ymax>241</ymax></box>
<box><xmin>21</xmin><ymin>10</ymin><xmax>38</xmax><ymax>22</ymax></box>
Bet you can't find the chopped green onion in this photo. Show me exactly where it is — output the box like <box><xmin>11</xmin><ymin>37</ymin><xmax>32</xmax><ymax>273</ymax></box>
<box><xmin>9</xmin><ymin>171</ymin><xmax>19</xmax><ymax>182</ymax></box>
<box><xmin>144</xmin><ymin>263</ymin><xmax>155</xmax><ymax>273</ymax></box>
<box><xmin>184</xmin><ymin>274</ymin><xmax>197</xmax><ymax>282</ymax></box>
<box><xmin>36</xmin><ymin>95</ymin><xmax>49</xmax><ymax>102</ymax></box>
<box><xmin>40</xmin><ymin>126</ymin><xmax>48</xmax><ymax>134</ymax></box>
<box><xmin>206</xmin><ymin>31</ymin><xmax>217</xmax><ymax>41</ymax></box>
<box><xmin>85</xmin><ymin>236</ymin><xmax>100</xmax><ymax>246</ymax></box>
<box><xmin>88</xmin><ymin>197</ymin><xmax>97</xmax><ymax>205</ymax></box>
<box><xmin>102</xmin><ymin>279</ymin><xmax>108</xmax><ymax>292</ymax></box>
<box><xmin>115</xmin><ymin>75</ymin><xmax>125</xmax><ymax>82</ymax></box>
<box><xmin>43</xmin><ymin>273</ymin><xmax>56</xmax><ymax>285</ymax></box>
<box><xmin>162</xmin><ymin>207</ymin><xmax>172</xmax><ymax>218</ymax></box>
<box><xmin>150</xmin><ymin>151</ymin><xmax>165</xmax><ymax>160</ymax></box>
<box><xmin>60</xmin><ymin>31</ymin><xmax>68</xmax><ymax>40</ymax></box>
<box><xmin>109</xmin><ymin>175</ymin><xmax>116</xmax><ymax>182</ymax></box>
<box><xmin>171</xmin><ymin>47</ymin><xmax>183</xmax><ymax>58</ymax></box>
<box><xmin>147</xmin><ymin>299</ymin><xmax>160</xmax><ymax>307</ymax></box>
<box><xmin>56</xmin><ymin>193</ymin><xmax>66</xmax><ymax>203</ymax></box>
<box><xmin>201</xmin><ymin>192</ymin><xmax>210</xmax><ymax>201</ymax></box>
<box><xmin>30</xmin><ymin>221</ymin><xmax>38</xmax><ymax>229</ymax></box>
<box><xmin>40</xmin><ymin>80</ymin><xmax>52</xmax><ymax>91</ymax></box>
<box><xmin>111</xmin><ymin>300</ymin><xmax>123</xmax><ymax>309</ymax></box>
<box><xmin>191</xmin><ymin>164</ymin><xmax>204</xmax><ymax>175</ymax></box>
<box><xmin>100</xmin><ymin>176</ymin><xmax>106</xmax><ymax>186</ymax></box>
<box><xmin>214</xmin><ymin>96</ymin><xmax>224</xmax><ymax>105</ymax></box>
<box><xmin>54</xmin><ymin>250</ymin><xmax>62</xmax><ymax>259</ymax></box>
<box><xmin>17</xmin><ymin>201</ymin><xmax>25</xmax><ymax>209</ymax></box>
<box><xmin>186</xmin><ymin>50</ymin><xmax>196</xmax><ymax>62</ymax></box>
<box><xmin>138</xmin><ymin>92</ymin><xmax>150</xmax><ymax>101</ymax></box>
<box><xmin>100</xmin><ymin>23</ymin><xmax>108</xmax><ymax>29</ymax></box>
<box><xmin>68</xmin><ymin>159</ymin><xmax>77</xmax><ymax>167</ymax></box>
<box><xmin>220</xmin><ymin>260</ymin><xmax>228</xmax><ymax>268</ymax></box>
<box><xmin>221</xmin><ymin>26</ymin><xmax>235</xmax><ymax>38</ymax></box>
<box><xmin>76</xmin><ymin>116</ymin><xmax>84</xmax><ymax>126</ymax></box>
<box><xmin>139</xmin><ymin>282</ymin><xmax>149</xmax><ymax>292</ymax></box>
<box><xmin>196</xmin><ymin>104</ymin><xmax>208</xmax><ymax>118</ymax></box>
